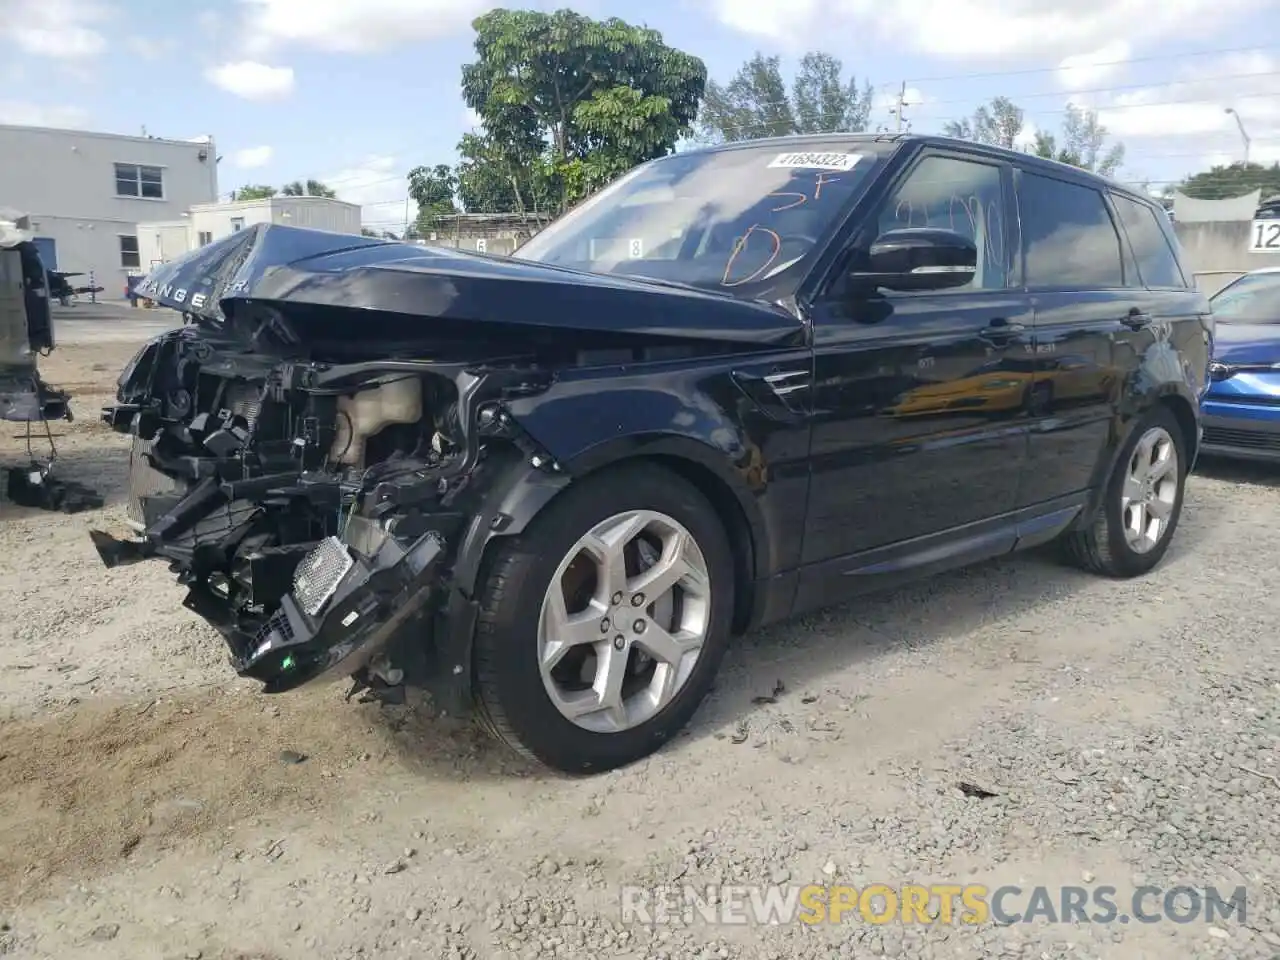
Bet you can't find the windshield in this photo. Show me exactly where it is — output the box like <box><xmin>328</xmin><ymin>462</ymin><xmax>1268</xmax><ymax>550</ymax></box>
<box><xmin>1210</xmin><ymin>272</ymin><xmax>1280</xmax><ymax>323</ymax></box>
<box><xmin>513</xmin><ymin>142</ymin><xmax>888</xmax><ymax>295</ymax></box>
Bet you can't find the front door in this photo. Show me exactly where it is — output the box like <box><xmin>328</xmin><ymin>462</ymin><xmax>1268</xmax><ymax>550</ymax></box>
<box><xmin>800</xmin><ymin>150</ymin><xmax>1033</xmax><ymax>570</ymax></box>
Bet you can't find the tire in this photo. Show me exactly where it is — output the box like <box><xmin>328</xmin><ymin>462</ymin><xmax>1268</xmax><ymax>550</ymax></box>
<box><xmin>1061</xmin><ymin>404</ymin><xmax>1187</xmax><ymax>578</ymax></box>
<box><xmin>471</xmin><ymin>462</ymin><xmax>736</xmax><ymax>773</ymax></box>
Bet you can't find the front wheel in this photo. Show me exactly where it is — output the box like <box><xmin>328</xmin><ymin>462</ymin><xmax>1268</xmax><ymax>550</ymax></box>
<box><xmin>1061</xmin><ymin>405</ymin><xmax>1187</xmax><ymax>577</ymax></box>
<box><xmin>471</xmin><ymin>462</ymin><xmax>735</xmax><ymax>773</ymax></box>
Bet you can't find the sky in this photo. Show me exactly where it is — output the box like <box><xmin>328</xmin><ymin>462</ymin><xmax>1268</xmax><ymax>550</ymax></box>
<box><xmin>1</xmin><ymin>0</ymin><xmax>1277</xmax><ymax>231</ymax></box>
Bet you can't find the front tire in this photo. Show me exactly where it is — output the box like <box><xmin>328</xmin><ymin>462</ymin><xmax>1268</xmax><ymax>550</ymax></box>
<box><xmin>471</xmin><ymin>462</ymin><xmax>735</xmax><ymax>773</ymax></box>
<box><xmin>1061</xmin><ymin>405</ymin><xmax>1187</xmax><ymax>577</ymax></box>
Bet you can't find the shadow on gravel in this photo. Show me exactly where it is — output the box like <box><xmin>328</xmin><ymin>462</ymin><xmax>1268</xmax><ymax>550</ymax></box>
<box><xmin>0</xmin><ymin>443</ymin><xmax>129</xmax><ymax>520</ymax></box>
<box><xmin>1194</xmin><ymin>455</ymin><xmax>1280</xmax><ymax>489</ymax></box>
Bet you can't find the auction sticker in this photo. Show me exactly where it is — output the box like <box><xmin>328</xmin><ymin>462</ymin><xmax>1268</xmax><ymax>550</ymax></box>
<box><xmin>768</xmin><ymin>152</ymin><xmax>863</xmax><ymax>171</ymax></box>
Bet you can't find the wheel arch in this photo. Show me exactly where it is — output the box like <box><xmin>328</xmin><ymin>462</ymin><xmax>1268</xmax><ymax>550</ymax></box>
<box><xmin>1077</xmin><ymin>385</ymin><xmax>1199</xmax><ymax>529</ymax></box>
<box><xmin>457</xmin><ymin>434</ymin><xmax>766</xmax><ymax>635</ymax></box>
<box><xmin>422</xmin><ymin>435</ymin><xmax>766</xmax><ymax>716</ymax></box>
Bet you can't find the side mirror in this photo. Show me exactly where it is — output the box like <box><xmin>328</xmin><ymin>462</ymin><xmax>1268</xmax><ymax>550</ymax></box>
<box><xmin>850</xmin><ymin>227</ymin><xmax>977</xmax><ymax>292</ymax></box>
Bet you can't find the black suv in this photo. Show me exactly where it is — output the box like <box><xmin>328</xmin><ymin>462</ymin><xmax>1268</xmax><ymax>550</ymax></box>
<box><xmin>92</xmin><ymin>134</ymin><xmax>1211</xmax><ymax>773</ymax></box>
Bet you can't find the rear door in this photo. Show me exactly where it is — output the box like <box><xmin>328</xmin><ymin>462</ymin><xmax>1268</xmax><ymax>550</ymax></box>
<box><xmin>1108</xmin><ymin>188</ymin><xmax>1210</xmax><ymax>395</ymax></box>
<box><xmin>1015</xmin><ymin>168</ymin><xmax>1139</xmax><ymax>508</ymax></box>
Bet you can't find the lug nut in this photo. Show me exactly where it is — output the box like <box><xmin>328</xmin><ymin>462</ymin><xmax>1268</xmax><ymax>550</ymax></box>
<box><xmin>611</xmin><ymin>591</ymin><xmax>624</xmax><ymax>605</ymax></box>
<box><xmin>631</xmin><ymin>593</ymin><xmax>645</xmax><ymax>607</ymax></box>
<box><xmin>633</xmin><ymin>619</ymin><xmax>646</xmax><ymax>634</ymax></box>
<box><xmin>600</xmin><ymin>618</ymin><xmax>611</xmax><ymax>633</ymax></box>
<box><xmin>613</xmin><ymin>634</ymin><xmax>626</xmax><ymax>650</ymax></box>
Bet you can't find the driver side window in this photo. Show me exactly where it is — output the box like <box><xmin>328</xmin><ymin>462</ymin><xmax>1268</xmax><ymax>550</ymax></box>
<box><xmin>875</xmin><ymin>155</ymin><xmax>1009</xmax><ymax>292</ymax></box>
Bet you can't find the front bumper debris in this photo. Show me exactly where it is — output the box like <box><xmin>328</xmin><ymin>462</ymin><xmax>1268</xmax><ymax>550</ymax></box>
<box><xmin>92</xmin><ymin>518</ymin><xmax>448</xmax><ymax>695</ymax></box>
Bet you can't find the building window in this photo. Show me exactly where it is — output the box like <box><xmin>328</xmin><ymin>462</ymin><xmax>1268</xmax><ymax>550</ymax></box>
<box><xmin>198</xmin><ymin>231</ymin><xmax>213</xmax><ymax>246</ymax></box>
<box><xmin>230</xmin><ymin>217</ymin><xmax>245</xmax><ymax>232</ymax></box>
<box><xmin>114</xmin><ymin>163</ymin><xmax>164</xmax><ymax>199</ymax></box>
<box><xmin>119</xmin><ymin>235</ymin><xmax>140</xmax><ymax>269</ymax></box>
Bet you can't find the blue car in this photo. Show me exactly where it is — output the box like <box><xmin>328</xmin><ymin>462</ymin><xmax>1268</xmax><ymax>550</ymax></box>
<box><xmin>1202</xmin><ymin>267</ymin><xmax>1280</xmax><ymax>461</ymax></box>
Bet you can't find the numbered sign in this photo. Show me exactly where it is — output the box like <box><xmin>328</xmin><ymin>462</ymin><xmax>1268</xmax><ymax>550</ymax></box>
<box><xmin>1249</xmin><ymin>219</ymin><xmax>1280</xmax><ymax>253</ymax></box>
<box><xmin>475</xmin><ymin>238</ymin><xmax>487</xmax><ymax>253</ymax></box>
<box><xmin>628</xmin><ymin>238</ymin><xmax>643</xmax><ymax>258</ymax></box>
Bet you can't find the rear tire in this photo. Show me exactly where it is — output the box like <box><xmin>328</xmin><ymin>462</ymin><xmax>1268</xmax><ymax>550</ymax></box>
<box><xmin>1061</xmin><ymin>405</ymin><xmax>1187</xmax><ymax>578</ymax></box>
<box><xmin>471</xmin><ymin>462</ymin><xmax>735</xmax><ymax>773</ymax></box>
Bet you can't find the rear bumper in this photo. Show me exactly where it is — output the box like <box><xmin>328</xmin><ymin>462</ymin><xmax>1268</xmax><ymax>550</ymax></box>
<box><xmin>1200</xmin><ymin>401</ymin><xmax>1280</xmax><ymax>462</ymax></box>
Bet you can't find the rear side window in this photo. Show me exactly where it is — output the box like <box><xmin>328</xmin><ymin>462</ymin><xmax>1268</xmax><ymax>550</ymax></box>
<box><xmin>1112</xmin><ymin>193</ymin><xmax>1187</xmax><ymax>288</ymax></box>
<box><xmin>1019</xmin><ymin>172</ymin><xmax>1124</xmax><ymax>288</ymax></box>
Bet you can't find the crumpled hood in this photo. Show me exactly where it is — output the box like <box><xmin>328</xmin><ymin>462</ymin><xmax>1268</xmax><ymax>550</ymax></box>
<box><xmin>133</xmin><ymin>223</ymin><xmax>805</xmax><ymax>348</ymax></box>
<box><xmin>1211</xmin><ymin>322</ymin><xmax>1280</xmax><ymax>366</ymax></box>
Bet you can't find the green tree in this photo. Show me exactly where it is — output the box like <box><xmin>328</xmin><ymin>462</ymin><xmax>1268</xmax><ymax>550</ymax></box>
<box><xmin>1032</xmin><ymin>104</ymin><xmax>1124</xmax><ymax>176</ymax></box>
<box><xmin>944</xmin><ymin>99</ymin><xmax>1125</xmax><ymax>177</ymax></box>
<box><xmin>407</xmin><ymin>163</ymin><xmax>460</xmax><ymax>235</ymax></box>
<box><xmin>1178</xmin><ymin>161</ymin><xmax>1280</xmax><ymax>200</ymax></box>
<box><xmin>231</xmin><ymin>184</ymin><xmax>277</xmax><ymax>201</ymax></box>
<box><xmin>281</xmin><ymin>179</ymin><xmax>337</xmax><ymax>198</ymax></box>
<box><xmin>942</xmin><ymin>97</ymin><xmax>1026</xmax><ymax>149</ymax></box>
<box><xmin>698</xmin><ymin>51</ymin><xmax>873</xmax><ymax>143</ymax></box>
<box><xmin>459</xmin><ymin>8</ymin><xmax>706</xmax><ymax>213</ymax></box>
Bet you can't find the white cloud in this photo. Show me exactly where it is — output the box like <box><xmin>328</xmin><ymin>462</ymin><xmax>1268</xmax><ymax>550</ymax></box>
<box><xmin>1057</xmin><ymin>41</ymin><xmax>1131</xmax><ymax>91</ymax></box>
<box><xmin>232</xmin><ymin>145</ymin><xmax>274</xmax><ymax>168</ymax></box>
<box><xmin>0</xmin><ymin>0</ymin><xmax>107</xmax><ymax>59</ymax></box>
<box><xmin>237</xmin><ymin>0</ymin><xmax>492</xmax><ymax>55</ymax></box>
<box><xmin>319</xmin><ymin>155</ymin><xmax>408</xmax><ymax>229</ymax></box>
<box><xmin>0</xmin><ymin>101</ymin><xmax>89</xmax><ymax>128</ymax></box>
<box><xmin>1096</xmin><ymin>52</ymin><xmax>1280</xmax><ymax>144</ymax></box>
<box><xmin>205</xmin><ymin>61</ymin><xmax>295</xmax><ymax>100</ymax></box>
<box><xmin>711</xmin><ymin>0</ymin><xmax>1269</xmax><ymax>62</ymax></box>
<box><xmin>462</xmin><ymin>107</ymin><xmax>482</xmax><ymax>130</ymax></box>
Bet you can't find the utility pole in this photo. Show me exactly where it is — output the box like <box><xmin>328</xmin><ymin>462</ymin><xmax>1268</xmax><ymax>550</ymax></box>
<box><xmin>890</xmin><ymin>82</ymin><xmax>911</xmax><ymax>134</ymax></box>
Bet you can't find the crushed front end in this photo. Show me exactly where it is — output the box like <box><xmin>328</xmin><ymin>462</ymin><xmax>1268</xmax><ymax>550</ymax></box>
<box><xmin>90</xmin><ymin>323</ymin><xmax>552</xmax><ymax>706</ymax></box>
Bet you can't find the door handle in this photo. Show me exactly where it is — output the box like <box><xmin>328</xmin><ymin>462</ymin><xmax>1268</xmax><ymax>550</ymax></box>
<box><xmin>978</xmin><ymin>319</ymin><xmax>1025</xmax><ymax>343</ymax></box>
<box><xmin>1122</xmin><ymin>309</ymin><xmax>1152</xmax><ymax>330</ymax></box>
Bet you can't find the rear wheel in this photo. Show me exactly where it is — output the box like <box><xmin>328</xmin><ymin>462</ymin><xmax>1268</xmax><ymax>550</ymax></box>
<box><xmin>472</xmin><ymin>463</ymin><xmax>735</xmax><ymax>773</ymax></box>
<box><xmin>1061</xmin><ymin>405</ymin><xmax>1187</xmax><ymax>577</ymax></box>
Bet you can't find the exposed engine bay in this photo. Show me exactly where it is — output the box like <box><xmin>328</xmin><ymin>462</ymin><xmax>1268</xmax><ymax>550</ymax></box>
<box><xmin>92</xmin><ymin>317</ymin><xmax>561</xmax><ymax>706</ymax></box>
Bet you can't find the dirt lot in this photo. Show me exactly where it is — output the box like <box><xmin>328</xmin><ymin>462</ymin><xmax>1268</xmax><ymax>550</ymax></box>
<box><xmin>3</xmin><ymin>314</ymin><xmax>1280</xmax><ymax>960</ymax></box>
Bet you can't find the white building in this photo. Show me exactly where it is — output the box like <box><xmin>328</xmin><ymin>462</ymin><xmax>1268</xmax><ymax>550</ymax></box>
<box><xmin>137</xmin><ymin>196</ymin><xmax>363</xmax><ymax>268</ymax></box>
<box><xmin>0</xmin><ymin>124</ymin><xmax>219</xmax><ymax>298</ymax></box>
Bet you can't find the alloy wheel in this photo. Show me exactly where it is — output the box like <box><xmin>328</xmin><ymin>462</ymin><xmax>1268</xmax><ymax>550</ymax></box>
<box><xmin>1121</xmin><ymin>425</ymin><xmax>1179</xmax><ymax>555</ymax></box>
<box><xmin>536</xmin><ymin>509</ymin><xmax>712</xmax><ymax>733</ymax></box>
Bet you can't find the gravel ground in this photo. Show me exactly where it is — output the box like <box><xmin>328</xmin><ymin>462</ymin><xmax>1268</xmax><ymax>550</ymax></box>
<box><xmin>2</xmin><ymin>316</ymin><xmax>1280</xmax><ymax>959</ymax></box>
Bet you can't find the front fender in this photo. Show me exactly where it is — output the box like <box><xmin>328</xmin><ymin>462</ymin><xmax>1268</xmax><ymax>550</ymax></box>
<box><xmin>500</xmin><ymin>366</ymin><xmax>778</xmax><ymax>579</ymax></box>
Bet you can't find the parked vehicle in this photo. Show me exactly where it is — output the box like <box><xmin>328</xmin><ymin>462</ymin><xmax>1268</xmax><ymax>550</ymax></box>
<box><xmin>89</xmin><ymin>134</ymin><xmax>1210</xmax><ymax>773</ymax></box>
<box><xmin>1200</xmin><ymin>267</ymin><xmax>1280</xmax><ymax>461</ymax></box>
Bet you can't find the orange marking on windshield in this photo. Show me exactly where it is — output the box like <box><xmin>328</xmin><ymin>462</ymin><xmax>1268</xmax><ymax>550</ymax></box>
<box><xmin>769</xmin><ymin>192</ymin><xmax>808</xmax><ymax>212</ymax></box>
<box><xmin>722</xmin><ymin>224</ymin><xmax>782</xmax><ymax>287</ymax></box>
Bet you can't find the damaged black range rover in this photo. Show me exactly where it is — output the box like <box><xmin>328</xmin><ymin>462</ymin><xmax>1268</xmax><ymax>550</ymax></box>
<box><xmin>92</xmin><ymin>134</ymin><xmax>1210</xmax><ymax>772</ymax></box>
